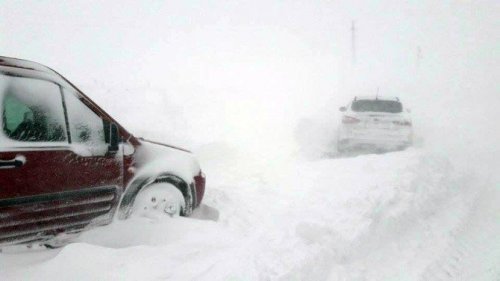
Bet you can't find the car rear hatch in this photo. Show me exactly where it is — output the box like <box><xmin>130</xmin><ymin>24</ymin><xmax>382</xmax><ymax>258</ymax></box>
<box><xmin>350</xmin><ymin>112</ymin><xmax>410</xmax><ymax>140</ymax></box>
<box><xmin>355</xmin><ymin>112</ymin><xmax>406</xmax><ymax>129</ymax></box>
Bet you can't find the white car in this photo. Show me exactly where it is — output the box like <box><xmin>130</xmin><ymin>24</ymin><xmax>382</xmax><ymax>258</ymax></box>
<box><xmin>337</xmin><ymin>96</ymin><xmax>413</xmax><ymax>152</ymax></box>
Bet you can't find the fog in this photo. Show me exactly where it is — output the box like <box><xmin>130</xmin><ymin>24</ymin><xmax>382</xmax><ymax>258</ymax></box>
<box><xmin>1</xmin><ymin>1</ymin><xmax>499</xmax><ymax>280</ymax></box>
<box><xmin>2</xmin><ymin>1</ymin><xmax>498</xmax><ymax>161</ymax></box>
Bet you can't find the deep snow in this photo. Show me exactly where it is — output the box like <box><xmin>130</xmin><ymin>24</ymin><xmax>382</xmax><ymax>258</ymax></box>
<box><xmin>1</xmin><ymin>143</ymin><xmax>498</xmax><ymax>280</ymax></box>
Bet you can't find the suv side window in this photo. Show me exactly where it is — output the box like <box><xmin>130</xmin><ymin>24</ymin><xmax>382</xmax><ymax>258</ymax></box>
<box><xmin>64</xmin><ymin>89</ymin><xmax>108</xmax><ymax>156</ymax></box>
<box><xmin>1</xmin><ymin>75</ymin><xmax>67</xmax><ymax>142</ymax></box>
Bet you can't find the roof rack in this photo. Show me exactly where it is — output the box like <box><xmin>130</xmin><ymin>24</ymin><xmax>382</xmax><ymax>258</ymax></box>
<box><xmin>0</xmin><ymin>56</ymin><xmax>54</xmax><ymax>74</ymax></box>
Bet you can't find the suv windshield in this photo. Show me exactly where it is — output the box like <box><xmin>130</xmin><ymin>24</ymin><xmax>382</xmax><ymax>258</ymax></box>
<box><xmin>351</xmin><ymin>100</ymin><xmax>403</xmax><ymax>113</ymax></box>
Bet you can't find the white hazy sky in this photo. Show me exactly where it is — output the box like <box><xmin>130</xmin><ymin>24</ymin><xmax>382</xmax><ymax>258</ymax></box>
<box><xmin>1</xmin><ymin>1</ymin><xmax>498</xmax><ymax>155</ymax></box>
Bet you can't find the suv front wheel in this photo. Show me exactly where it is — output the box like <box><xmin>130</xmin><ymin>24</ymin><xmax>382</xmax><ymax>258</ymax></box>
<box><xmin>131</xmin><ymin>183</ymin><xmax>186</xmax><ymax>218</ymax></box>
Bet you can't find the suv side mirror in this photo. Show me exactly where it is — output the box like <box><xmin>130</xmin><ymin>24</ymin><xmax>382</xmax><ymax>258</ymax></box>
<box><xmin>109</xmin><ymin>123</ymin><xmax>120</xmax><ymax>153</ymax></box>
<box><xmin>339</xmin><ymin>106</ymin><xmax>347</xmax><ymax>112</ymax></box>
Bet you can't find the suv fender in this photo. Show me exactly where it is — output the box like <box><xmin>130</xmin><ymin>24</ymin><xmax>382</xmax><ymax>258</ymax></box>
<box><xmin>117</xmin><ymin>173</ymin><xmax>195</xmax><ymax>219</ymax></box>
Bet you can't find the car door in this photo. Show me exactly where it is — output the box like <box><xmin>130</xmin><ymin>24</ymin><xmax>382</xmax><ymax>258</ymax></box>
<box><xmin>0</xmin><ymin>71</ymin><xmax>122</xmax><ymax>246</ymax></box>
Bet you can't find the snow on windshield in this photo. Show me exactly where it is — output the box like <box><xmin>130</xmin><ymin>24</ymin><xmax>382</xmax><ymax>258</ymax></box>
<box><xmin>0</xmin><ymin>74</ymin><xmax>68</xmax><ymax>144</ymax></box>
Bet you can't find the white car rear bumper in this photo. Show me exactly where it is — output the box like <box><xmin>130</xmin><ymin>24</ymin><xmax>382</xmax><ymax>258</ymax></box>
<box><xmin>338</xmin><ymin>128</ymin><xmax>412</xmax><ymax>150</ymax></box>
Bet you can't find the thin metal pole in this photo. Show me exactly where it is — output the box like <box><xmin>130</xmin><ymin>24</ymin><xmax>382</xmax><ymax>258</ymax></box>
<box><xmin>351</xmin><ymin>20</ymin><xmax>356</xmax><ymax>66</ymax></box>
<box><xmin>416</xmin><ymin>46</ymin><xmax>422</xmax><ymax>72</ymax></box>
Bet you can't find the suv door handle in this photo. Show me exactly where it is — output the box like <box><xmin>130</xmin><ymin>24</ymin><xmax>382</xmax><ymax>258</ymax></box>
<box><xmin>0</xmin><ymin>155</ymin><xmax>26</xmax><ymax>169</ymax></box>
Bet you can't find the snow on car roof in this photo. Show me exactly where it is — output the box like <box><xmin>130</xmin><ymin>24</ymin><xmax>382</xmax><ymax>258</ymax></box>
<box><xmin>354</xmin><ymin>96</ymin><xmax>400</xmax><ymax>101</ymax></box>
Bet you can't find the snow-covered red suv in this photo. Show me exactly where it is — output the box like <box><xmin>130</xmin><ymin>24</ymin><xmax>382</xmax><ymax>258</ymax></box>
<box><xmin>0</xmin><ymin>57</ymin><xmax>205</xmax><ymax>248</ymax></box>
<box><xmin>337</xmin><ymin>96</ymin><xmax>413</xmax><ymax>152</ymax></box>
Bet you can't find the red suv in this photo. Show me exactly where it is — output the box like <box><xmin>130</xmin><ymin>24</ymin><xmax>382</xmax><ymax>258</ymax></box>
<box><xmin>0</xmin><ymin>57</ymin><xmax>205</xmax><ymax>248</ymax></box>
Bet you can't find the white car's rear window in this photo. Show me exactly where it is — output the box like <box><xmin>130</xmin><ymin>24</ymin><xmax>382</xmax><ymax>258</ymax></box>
<box><xmin>351</xmin><ymin>100</ymin><xmax>403</xmax><ymax>113</ymax></box>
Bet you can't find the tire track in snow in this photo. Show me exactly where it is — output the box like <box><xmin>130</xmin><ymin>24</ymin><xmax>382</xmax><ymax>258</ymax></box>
<box><xmin>419</xmin><ymin>184</ymin><xmax>500</xmax><ymax>281</ymax></box>
<box><xmin>281</xmin><ymin>149</ymin><xmax>477</xmax><ymax>281</ymax></box>
<box><xmin>277</xmin><ymin>149</ymin><xmax>463</xmax><ymax>280</ymax></box>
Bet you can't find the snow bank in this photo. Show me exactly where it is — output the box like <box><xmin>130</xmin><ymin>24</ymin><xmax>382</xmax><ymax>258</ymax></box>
<box><xmin>3</xmin><ymin>145</ymin><xmax>496</xmax><ymax>280</ymax></box>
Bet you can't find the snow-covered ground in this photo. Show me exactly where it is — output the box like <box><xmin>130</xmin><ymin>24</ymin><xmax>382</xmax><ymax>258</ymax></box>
<box><xmin>1</xmin><ymin>138</ymin><xmax>498</xmax><ymax>280</ymax></box>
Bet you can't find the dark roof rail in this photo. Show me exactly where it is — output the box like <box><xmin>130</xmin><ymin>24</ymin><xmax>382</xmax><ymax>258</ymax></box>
<box><xmin>0</xmin><ymin>56</ymin><xmax>55</xmax><ymax>74</ymax></box>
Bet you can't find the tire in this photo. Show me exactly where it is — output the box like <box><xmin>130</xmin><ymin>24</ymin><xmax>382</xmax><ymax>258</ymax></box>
<box><xmin>131</xmin><ymin>183</ymin><xmax>186</xmax><ymax>218</ymax></box>
<box><xmin>337</xmin><ymin>145</ymin><xmax>345</xmax><ymax>154</ymax></box>
<box><xmin>337</xmin><ymin>140</ymin><xmax>348</xmax><ymax>153</ymax></box>
<box><xmin>337</xmin><ymin>134</ymin><xmax>352</xmax><ymax>154</ymax></box>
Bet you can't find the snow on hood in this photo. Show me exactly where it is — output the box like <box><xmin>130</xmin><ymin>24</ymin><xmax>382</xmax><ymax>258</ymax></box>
<box><xmin>133</xmin><ymin>139</ymin><xmax>201</xmax><ymax>184</ymax></box>
<box><xmin>137</xmin><ymin>137</ymin><xmax>192</xmax><ymax>153</ymax></box>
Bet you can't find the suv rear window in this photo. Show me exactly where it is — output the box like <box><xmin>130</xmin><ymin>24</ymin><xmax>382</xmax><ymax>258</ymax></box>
<box><xmin>351</xmin><ymin>100</ymin><xmax>403</xmax><ymax>113</ymax></box>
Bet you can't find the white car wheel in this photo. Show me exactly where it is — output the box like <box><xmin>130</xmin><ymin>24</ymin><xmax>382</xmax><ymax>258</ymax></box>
<box><xmin>132</xmin><ymin>183</ymin><xmax>185</xmax><ymax>218</ymax></box>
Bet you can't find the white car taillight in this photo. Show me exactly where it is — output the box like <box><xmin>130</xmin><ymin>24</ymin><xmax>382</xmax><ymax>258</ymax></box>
<box><xmin>342</xmin><ymin>116</ymin><xmax>361</xmax><ymax>124</ymax></box>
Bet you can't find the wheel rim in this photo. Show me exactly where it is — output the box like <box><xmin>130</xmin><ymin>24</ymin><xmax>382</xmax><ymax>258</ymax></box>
<box><xmin>132</xmin><ymin>183</ymin><xmax>185</xmax><ymax>218</ymax></box>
